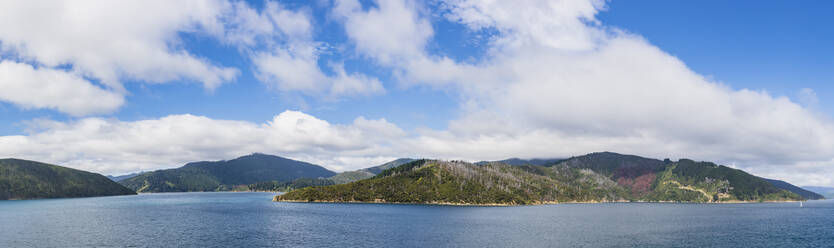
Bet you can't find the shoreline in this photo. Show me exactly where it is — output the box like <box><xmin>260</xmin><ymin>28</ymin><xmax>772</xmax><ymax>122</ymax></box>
<box><xmin>274</xmin><ymin>197</ymin><xmax>808</xmax><ymax>206</ymax></box>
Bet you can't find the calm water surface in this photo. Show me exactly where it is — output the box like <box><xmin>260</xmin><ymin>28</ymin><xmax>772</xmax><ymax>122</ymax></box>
<box><xmin>1</xmin><ymin>192</ymin><xmax>832</xmax><ymax>247</ymax></box>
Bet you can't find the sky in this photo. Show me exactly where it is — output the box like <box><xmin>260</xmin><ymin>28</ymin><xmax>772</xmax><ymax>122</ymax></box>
<box><xmin>0</xmin><ymin>0</ymin><xmax>832</xmax><ymax>186</ymax></box>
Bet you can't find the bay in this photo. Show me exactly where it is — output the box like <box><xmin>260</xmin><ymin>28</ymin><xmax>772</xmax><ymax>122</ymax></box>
<box><xmin>1</xmin><ymin>192</ymin><xmax>832</xmax><ymax>247</ymax></box>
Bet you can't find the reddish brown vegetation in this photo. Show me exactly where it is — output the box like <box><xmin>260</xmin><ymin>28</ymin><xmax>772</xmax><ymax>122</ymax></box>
<box><xmin>617</xmin><ymin>173</ymin><xmax>656</xmax><ymax>197</ymax></box>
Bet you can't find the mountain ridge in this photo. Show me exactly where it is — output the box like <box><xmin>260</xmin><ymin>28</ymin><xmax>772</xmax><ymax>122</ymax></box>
<box><xmin>119</xmin><ymin>153</ymin><xmax>336</xmax><ymax>192</ymax></box>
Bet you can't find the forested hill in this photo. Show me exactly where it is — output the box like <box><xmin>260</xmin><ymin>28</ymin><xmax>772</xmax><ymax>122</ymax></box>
<box><xmin>120</xmin><ymin>153</ymin><xmax>335</xmax><ymax>192</ymax></box>
<box><xmin>0</xmin><ymin>158</ymin><xmax>136</xmax><ymax>200</ymax></box>
<box><xmin>475</xmin><ymin>158</ymin><xmax>564</xmax><ymax>166</ymax></box>
<box><xmin>107</xmin><ymin>172</ymin><xmax>144</xmax><ymax>182</ymax></box>
<box><xmin>325</xmin><ymin>158</ymin><xmax>416</xmax><ymax>184</ymax></box>
<box><xmin>763</xmin><ymin>178</ymin><xmax>824</xmax><ymax>200</ymax></box>
<box><xmin>277</xmin><ymin>153</ymin><xmax>807</xmax><ymax>205</ymax></box>
<box><xmin>360</xmin><ymin>158</ymin><xmax>417</xmax><ymax>174</ymax></box>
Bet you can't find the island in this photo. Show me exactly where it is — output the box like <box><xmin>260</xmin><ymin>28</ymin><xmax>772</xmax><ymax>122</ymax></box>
<box><xmin>276</xmin><ymin>152</ymin><xmax>811</xmax><ymax>205</ymax></box>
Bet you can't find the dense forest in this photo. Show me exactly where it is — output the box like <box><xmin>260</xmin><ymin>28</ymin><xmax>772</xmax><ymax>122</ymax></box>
<box><xmin>277</xmin><ymin>153</ymin><xmax>808</xmax><ymax>205</ymax></box>
<box><xmin>0</xmin><ymin>159</ymin><xmax>136</xmax><ymax>200</ymax></box>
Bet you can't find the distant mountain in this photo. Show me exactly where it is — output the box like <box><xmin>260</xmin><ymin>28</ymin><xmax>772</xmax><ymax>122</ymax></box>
<box><xmin>803</xmin><ymin>186</ymin><xmax>834</xmax><ymax>199</ymax></box>
<box><xmin>763</xmin><ymin>178</ymin><xmax>824</xmax><ymax>200</ymax></box>
<box><xmin>475</xmin><ymin>158</ymin><xmax>564</xmax><ymax>166</ymax></box>
<box><xmin>329</xmin><ymin>171</ymin><xmax>375</xmax><ymax>184</ymax></box>
<box><xmin>0</xmin><ymin>158</ymin><xmax>136</xmax><ymax>200</ymax></box>
<box><xmin>326</xmin><ymin>158</ymin><xmax>417</xmax><ymax>185</ymax></box>
<box><xmin>277</xmin><ymin>153</ymin><xmax>805</xmax><ymax>205</ymax></box>
<box><xmin>119</xmin><ymin>153</ymin><xmax>336</xmax><ymax>193</ymax></box>
<box><xmin>360</xmin><ymin>158</ymin><xmax>417</xmax><ymax>174</ymax></box>
<box><xmin>107</xmin><ymin>172</ymin><xmax>144</xmax><ymax>182</ymax></box>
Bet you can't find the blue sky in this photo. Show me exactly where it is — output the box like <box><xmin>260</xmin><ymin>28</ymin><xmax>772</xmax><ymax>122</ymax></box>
<box><xmin>0</xmin><ymin>0</ymin><xmax>832</xmax><ymax>186</ymax></box>
<box><xmin>600</xmin><ymin>0</ymin><xmax>833</xmax><ymax>110</ymax></box>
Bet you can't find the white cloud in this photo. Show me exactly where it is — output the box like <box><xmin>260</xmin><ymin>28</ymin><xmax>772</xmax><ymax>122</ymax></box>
<box><xmin>0</xmin><ymin>0</ymin><xmax>239</xmax><ymax>91</ymax></box>
<box><xmin>0</xmin><ymin>0</ymin><xmax>385</xmax><ymax>115</ymax></box>
<box><xmin>0</xmin><ymin>61</ymin><xmax>123</xmax><ymax>116</ymax></box>
<box><xmin>334</xmin><ymin>0</ymin><xmax>434</xmax><ymax>64</ymax></box>
<box><xmin>244</xmin><ymin>1</ymin><xmax>385</xmax><ymax>97</ymax></box>
<box><xmin>0</xmin><ymin>110</ymin><xmax>405</xmax><ymax>174</ymax></box>
<box><xmin>251</xmin><ymin>46</ymin><xmax>384</xmax><ymax>97</ymax></box>
<box><xmin>334</xmin><ymin>0</ymin><xmax>834</xmax><ymax>186</ymax></box>
<box><xmin>442</xmin><ymin>0</ymin><xmax>606</xmax><ymax>51</ymax></box>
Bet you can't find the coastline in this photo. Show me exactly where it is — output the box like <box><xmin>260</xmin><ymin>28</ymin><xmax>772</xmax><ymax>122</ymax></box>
<box><xmin>274</xmin><ymin>197</ymin><xmax>808</xmax><ymax>206</ymax></box>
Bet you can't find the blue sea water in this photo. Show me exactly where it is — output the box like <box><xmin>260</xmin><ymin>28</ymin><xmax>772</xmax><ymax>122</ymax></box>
<box><xmin>1</xmin><ymin>192</ymin><xmax>832</xmax><ymax>247</ymax></box>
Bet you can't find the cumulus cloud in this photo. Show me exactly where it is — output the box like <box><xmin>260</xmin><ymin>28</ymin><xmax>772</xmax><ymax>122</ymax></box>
<box><xmin>0</xmin><ymin>0</ymin><xmax>239</xmax><ymax>91</ymax></box>
<box><xmin>247</xmin><ymin>1</ymin><xmax>385</xmax><ymax>97</ymax></box>
<box><xmin>0</xmin><ymin>0</ymin><xmax>387</xmax><ymax>115</ymax></box>
<box><xmin>0</xmin><ymin>61</ymin><xmax>124</xmax><ymax>116</ymax></box>
<box><xmin>334</xmin><ymin>0</ymin><xmax>834</xmax><ymax>185</ymax></box>
<box><xmin>334</xmin><ymin>0</ymin><xmax>434</xmax><ymax>64</ymax></box>
<box><xmin>0</xmin><ymin>111</ymin><xmax>405</xmax><ymax>174</ymax></box>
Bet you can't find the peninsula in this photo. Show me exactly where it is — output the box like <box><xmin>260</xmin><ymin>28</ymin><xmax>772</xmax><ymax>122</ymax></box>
<box><xmin>276</xmin><ymin>152</ymin><xmax>809</xmax><ymax>205</ymax></box>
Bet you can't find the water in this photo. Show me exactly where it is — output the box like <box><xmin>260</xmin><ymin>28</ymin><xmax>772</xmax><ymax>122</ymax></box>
<box><xmin>1</xmin><ymin>192</ymin><xmax>832</xmax><ymax>248</ymax></box>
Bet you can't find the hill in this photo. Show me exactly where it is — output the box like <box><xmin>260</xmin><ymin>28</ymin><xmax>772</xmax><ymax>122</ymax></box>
<box><xmin>277</xmin><ymin>153</ymin><xmax>805</xmax><ymax>205</ymax></box>
<box><xmin>328</xmin><ymin>171</ymin><xmax>375</xmax><ymax>184</ymax></box>
<box><xmin>803</xmin><ymin>186</ymin><xmax>834</xmax><ymax>199</ymax></box>
<box><xmin>324</xmin><ymin>158</ymin><xmax>417</xmax><ymax>185</ymax></box>
<box><xmin>0</xmin><ymin>158</ymin><xmax>136</xmax><ymax>200</ymax></box>
<box><xmin>278</xmin><ymin>160</ymin><xmax>629</xmax><ymax>205</ymax></box>
<box><xmin>763</xmin><ymin>178</ymin><xmax>824</xmax><ymax>200</ymax></box>
<box><xmin>475</xmin><ymin>158</ymin><xmax>564</xmax><ymax>166</ymax></box>
<box><xmin>106</xmin><ymin>172</ymin><xmax>144</xmax><ymax>182</ymax></box>
<box><xmin>119</xmin><ymin>153</ymin><xmax>336</xmax><ymax>192</ymax></box>
<box><xmin>359</xmin><ymin>158</ymin><xmax>417</xmax><ymax>174</ymax></box>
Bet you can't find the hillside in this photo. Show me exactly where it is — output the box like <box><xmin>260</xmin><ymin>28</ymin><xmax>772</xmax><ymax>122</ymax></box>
<box><xmin>328</xmin><ymin>171</ymin><xmax>375</xmax><ymax>184</ymax></box>
<box><xmin>325</xmin><ymin>158</ymin><xmax>417</xmax><ymax>185</ymax></box>
<box><xmin>475</xmin><ymin>158</ymin><xmax>564</xmax><ymax>166</ymax></box>
<box><xmin>359</xmin><ymin>158</ymin><xmax>416</xmax><ymax>174</ymax></box>
<box><xmin>120</xmin><ymin>153</ymin><xmax>336</xmax><ymax>192</ymax></box>
<box><xmin>803</xmin><ymin>186</ymin><xmax>834</xmax><ymax>199</ymax></box>
<box><xmin>277</xmin><ymin>153</ymin><xmax>805</xmax><ymax>205</ymax></box>
<box><xmin>763</xmin><ymin>178</ymin><xmax>824</xmax><ymax>200</ymax></box>
<box><xmin>0</xmin><ymin>158</ymin><xmax>136</xmax><ymax>200</ymax></box>
<box><xmin>278</xmin><ymin>160</ymin><xmax>629</xmax><ymax>205</ymax></box>
<box><xmin>106</xmin><ymin>172</ymin><xmax>144</xmax><ymax>182</ymax></box>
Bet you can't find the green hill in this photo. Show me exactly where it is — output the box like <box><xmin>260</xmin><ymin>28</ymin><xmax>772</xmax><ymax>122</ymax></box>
<box><xmin>120</xmin><ymin>153</ymin><xmax>336</xmax><ymax>192</ymax></box>
<box><xmin>277</xmin><ymin>160</ymin><xmax>631</xmax><ymax>205</ymax></box>
<box><xmin>106</xmin><ymin>172</ymin><xmax>144</xmax><ymax>182</ymax></box>
<box><xmin>328</xmin><ymin>171</ymin><xmax>375</xmax><ymax>184</ymax></box>
<box><xmin>360</xmin><ymin>158</ymin><xmax>416</xmax><ymax>174</ymax></box>
<box><xmin>802</xmin><ymin>186</ymin><xmax>834</xmax><ymax>199</ymax></box>
<box><xmin>0</xmin><ymin>158</ymin><xmax>136</xmax><ymax>200</ymax></box>
<box><xmin>324</xmin><ymin>158</ymin><xmax>417</xmax><ymax>185</ymax></box>
<box><xmin>475</xmin><ymin>158</ymin><xmax>564</xmax><ymax>166</ymax></box>
<box><xmin>277</xmin><ymin>153</ymin><xmax>805</xmax><ymax>205</ymax></box>
<box><xmin>763</xmin><ymin>178</ymin><xmax>824</xmax><ymax>200</ymax></box>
